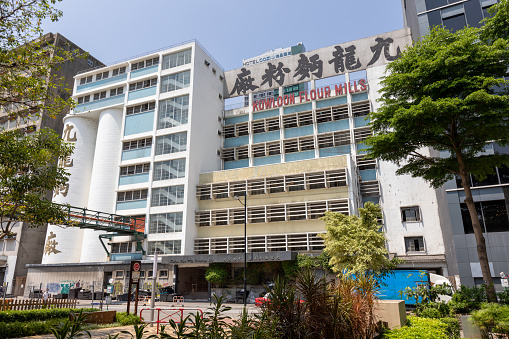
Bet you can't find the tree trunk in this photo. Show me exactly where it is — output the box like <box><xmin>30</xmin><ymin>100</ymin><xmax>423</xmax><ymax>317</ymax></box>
<box><xmin>457</xmin><ymin>153</ymin><xmax>497</xmax><ymax>302</ymax></box>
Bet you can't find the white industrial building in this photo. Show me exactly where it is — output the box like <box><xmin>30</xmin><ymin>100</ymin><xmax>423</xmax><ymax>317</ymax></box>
<box><xmin>26</xmin><ymin>29</ymin><xmax>459</xmax><ymax>298</ymax></box>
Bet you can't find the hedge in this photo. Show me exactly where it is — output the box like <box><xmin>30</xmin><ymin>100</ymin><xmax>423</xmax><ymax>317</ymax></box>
<box><xmin>0</xmin><ymin>307</ymin><xmax>97</xmax><ymax>323</ymax></box>
<box><xmin>0</xmin><ymin>318</ymin><xmax>62</xmax><ymax>339</ymax></box>
<box><xmin>383</xmin><ymin>316</ymin><xmax>459</xmax><ymax>339</ymax></box>
<box><xmin>116</xmin><ymin>312</ymin><xmax>143</xmax><ymax>326</ymax></box>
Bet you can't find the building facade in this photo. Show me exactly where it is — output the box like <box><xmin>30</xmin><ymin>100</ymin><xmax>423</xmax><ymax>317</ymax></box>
<box><xmin>27</xmin><ymin>28</ymin><xmax>460</xmax><ymax>299</ymax></box>
<box><xmin>0</xmin><ymin>32</ymin><xmax>103</xmax><ymax>296</ymax></box>
<box><xmin>402</xmin><ymin>0</ymin><xmax>509</xmax><ymax>288</ymax></box>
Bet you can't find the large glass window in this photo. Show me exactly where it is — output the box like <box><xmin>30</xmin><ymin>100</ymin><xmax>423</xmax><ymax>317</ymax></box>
<box><xmin>148</xmin><ymin>240</ymin><xmax>181</xmax><ymax>255</ymax></box>
<box><xmin>425</xmin><ymin>0</ymin><xmax>447</xmax><ymax>10</ymax></box>
<box><xmin>155</xmin><ymin>132</ymin><xmax>187</xmax><ymax>155</ymax></box>
<box><xmin>160</xmin><ymin>71</ymin><xmax>191</xmax><ymax>94</ymax></box>
<box><xmin>149</xmin><ymin>212</ymin><xmax>183</xmax><ymax>233</ymax></box>
<box><xmin>460</xmin><ymin>200</ymin><xmax>509</xmax><ymax>234</ymax></box>
<box><xmin>151</xmin><ymin>185</ymin><xmax>184</xmax><ymax>207</ymax></box>
<box><xmin>158</xmin><ymin>96</ymin><xmax>189</xmax><ymax>129</ymax></box>
<box><xmin>162</xmin><ymin>49</ymin><xmax>192</xmax><ymax>70</ymax></box>
<box><xmin>442</xmin><ymin>13</ymin><xmax>466</xmax><ymax>32</ymax></box>
<box><xmin>153</xmin><ymin>158</ymin><xmax>186</xmax><ymax>180</ymax></box>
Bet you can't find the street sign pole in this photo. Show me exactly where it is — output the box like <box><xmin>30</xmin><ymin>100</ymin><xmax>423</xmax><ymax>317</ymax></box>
<box><xmin>150</xmin><ymin>253</ymin><xmax>158</xmax><ymax>323</ymax></box>
<box><xmin>127</xmin><ymin>260</ymin><xmax>141</xmax><ymax>315</ymax></box>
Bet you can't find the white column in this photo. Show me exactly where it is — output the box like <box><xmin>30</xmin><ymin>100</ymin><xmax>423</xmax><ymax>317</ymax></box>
<box><xmin>80</xmin><ymin>108</ymin><xmax>123</xmax><ymax>262</ymax></box>
<box><xmin>42</xmin><ymin>116</ymin><xmax>98</xmax><ymax>264</ymax></box>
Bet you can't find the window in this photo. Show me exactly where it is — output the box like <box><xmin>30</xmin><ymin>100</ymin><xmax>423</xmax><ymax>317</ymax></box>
<box><xmin>149</xmin><ymin>212</ymin><xmax>183</xmax><ymax>233</ymax></box>
<box><xmin>126</xmin><ymin>102</ymin><xmax>156</xmax><ymax>116</ymax></box>
<box><xmin>79</xmin><ymin>75</ymin><xmax>93</xmax><ymax>85</ymax></box>
<box><xmin>111</xmin><ymin>242</ymin><xmax>133</xmax><ymax>253</ymax></box>
<box><xmin>153</xmin><ymin>158</ymin><xmax>186</xmax><ymax>180</ymax></box>
<box><xmin>77</xmin><ymin>95</ymin><xmax>90</xmax><ymax>104</ymax></box>
<box><xmin>96</xmin><ymin>71</ymin><xmax>109</xmax><ymax>81</ymax></box>
<box><xmin>148</xmin><ymin>240</ymin><xmax>182</xmax><ymax>255</ymax></box>
<box><xmin>441</xmin><ymin>4</ymin><xmax>466</xmax><ymax>33</ymax></box>
<box><xmin>223</xmin><ymin>121</ymin><xmax>249</xmax><ymax>138</ymax></box>
<box><xmin>460</xmin><ymin>200</ymin><xmax>509</xmax><ymax>234</ymax></box>
<box><xmin>131</xmin><ymin>57</ymin><xmax>159</xmax><ymax>71</ymax></box>
<box><xmin>93</xmin><ymin>91</ymin><xmax>107</xmax><ymax>101</ymax></box>
<box><xmin>158</xmin><ymin>95</ymin><xmax>189</xmax><ymax>129</ymax></box>
<box><xmin>115</xmin><ymin>271</ymin><xmax>124</xmax><ymax>278</ymax></box>
<box><xmin>129</xmin><ymin>78</ymin><xmax>158</xmax><ymax>91</ymax></box>
<box><xmin>162</xmin><ymin>49</ymin><xmax>192</xmax><ymax>70</ymax></box>
<box><xmin>119</xmin><ymin>163</ymin><xmax>150</xmax><ymax>176</ymax></box>
<box><xmin>110</xmin><ymin>87</ymin><xmax>124</xmax><ymax>97</ymax></box>
<box><xmin>401</xmin><ymin>206</ymin><xmax>420</xmax><ymax>222</ymax></box>
<box><xmin>122</xmin><ymin>138</ymin><xmax>153</xmax><ymax>151</ymax></box>
<box><xmin>151</xmin><ymin>185</ymin><xmax>185</xmax><ymax>206</ymax></box>
<box><xmin>117</xmin><ymin>189</ymin><xmax>148</xmax><ymax>202</ymax></box>
<box><xmin>195</xmin><ymin>199</ymin><xmax>349</xmax><ymax>226</ymax></box>
<box><xmin>112</xmin><ymin>66</ymin><xmax>127</xmax><ymax>77</ymax></box>
<box><xmin>155</xmin><ymin>132</ymin><xmax>187</xmax><ymax>155</ymax></box>
<box><xmin>160</xmin><ymin>71</ymin><xmax>191</xmax><ymax>93</ymax></box>
<box><xmin>159</xmin><ymin>270</ymin><xmax>169</xmax><ymax>278</ymax></box>
<box><xmin>405</xmin><ymin>237</ymin><xmax>425</xmax><ymax>252</ymax></box>
<box><xmin>316</xmin><ymin>104</ymin><xmax>348</xmax><ymax>123</ymax></box>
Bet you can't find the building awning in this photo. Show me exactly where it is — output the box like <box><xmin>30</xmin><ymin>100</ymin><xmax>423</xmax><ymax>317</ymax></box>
<box><xmin>161</xmin><ymin>251</ymin><xmax>297</xmax><ymax>265</ymax></box>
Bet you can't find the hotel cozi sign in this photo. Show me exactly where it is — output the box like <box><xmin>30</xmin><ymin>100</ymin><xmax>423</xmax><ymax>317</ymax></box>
<box><xmin>225</xmin><ymin>28</ymin><xmax>411</xmax><ymax>99</ymax></box>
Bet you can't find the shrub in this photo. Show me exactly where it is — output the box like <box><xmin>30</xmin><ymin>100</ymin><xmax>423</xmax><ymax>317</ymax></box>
<box><xmin>471</xmin><ymin>302</ymin><xmax>509</xmax><ymax>336</ymax></box>
<box><xmin>419</xmin><ymin>308</ymin><xmax>441</xmax><ymax>319</ymax></box>
<box><xmin>416</xmin><ymin>301</ymin><xmax>450</xmax><ymax>318</ymax></box>
<box><xmin>383</xmin><ymin>316</ymin><xmax>451</xmax><ymax>339</ymax></box>
<box><xmin>0</xmin><ymin>319</ymin><xmax>60</xmax><ymax>339</ymax></box>
<box><xmin>498</xmin><ymin>288</ymin><xmax>509</xmax><ymax>304</ymax></box>
<box><xmin>439</xmin><ymin>317</ymin><xmax>460</xmax><ymax>339</ymax></box>
<box><xmin>449</xmin><ymin>285</ymin><xmax>486</xmax><ymax>314</ymax></box>
<box><xmin>0</xmin><ymin>308</ymin><xmax>97</xmax><ymax>323</ymax></box>
<box><xmin>116</xmin><ymin>312</ymin><xmax>143</xmax><ymax>326</ymax></box>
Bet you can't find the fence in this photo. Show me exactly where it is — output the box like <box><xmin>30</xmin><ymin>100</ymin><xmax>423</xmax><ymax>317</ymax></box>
<box><xmin>0</xmin><ymin>298</ymin><xmax>77</xmax><ymax>311</ymax></box>
<box><xmin>139</xmin><ymin>307</ymin><xmax>203</xmax><ymax>334</ymax></box>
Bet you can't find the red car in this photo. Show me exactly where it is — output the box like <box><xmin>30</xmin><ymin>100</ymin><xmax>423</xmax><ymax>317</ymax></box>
<box><xmin>254</xmin><ymin>293</ymin><xmax>305</xmax><ymax>307</ymax></box>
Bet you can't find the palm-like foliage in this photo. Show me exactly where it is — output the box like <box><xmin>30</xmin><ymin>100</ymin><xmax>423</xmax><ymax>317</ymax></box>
<box><xmin>50</xmin><ymin>309</ymin><xmax>91</xmax><ymax>339</ymax></box>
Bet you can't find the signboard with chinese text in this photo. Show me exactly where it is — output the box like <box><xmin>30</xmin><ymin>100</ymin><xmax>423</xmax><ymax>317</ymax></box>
<box><xmin>225</xmin><ymin>28</ymin><xmax>411</xmax><ymax>99</ymax></box>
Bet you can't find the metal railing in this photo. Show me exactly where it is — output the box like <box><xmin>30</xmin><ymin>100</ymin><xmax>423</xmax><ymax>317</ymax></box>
<box><xmin>61</xmin><ymin>204</ymin><xmax>145</xmax><ymax>234</ymax></box>
<box><xmin>139</xmin><ymin>307</ymin><xmax>203</xmax><ymax>334</ymax></box>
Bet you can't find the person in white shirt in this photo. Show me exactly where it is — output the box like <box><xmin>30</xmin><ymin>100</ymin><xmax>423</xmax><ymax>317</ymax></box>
<box><xmin>43</xmin><ymin>289</ymin><xmax>49</xmax><ymax>301</ymax></box>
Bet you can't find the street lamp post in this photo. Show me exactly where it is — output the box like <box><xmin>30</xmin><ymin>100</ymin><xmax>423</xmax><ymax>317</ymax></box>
<box><xmin>234</xmin><ymin>193</ymin><xmax>247</xmax><ymax>306</ymax></box>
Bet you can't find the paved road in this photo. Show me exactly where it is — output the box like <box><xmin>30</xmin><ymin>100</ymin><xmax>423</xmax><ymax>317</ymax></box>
<box><xmin>75</xmin><ymin>299</ymin><xmax>260</xmax><ymax>317</ymax></box>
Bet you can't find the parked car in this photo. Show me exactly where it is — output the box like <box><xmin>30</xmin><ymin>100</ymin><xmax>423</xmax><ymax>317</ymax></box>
<box><xmin>254</xmin><ymin>293</ymin><xmax>305</xmax><ymax>307</ymax></box>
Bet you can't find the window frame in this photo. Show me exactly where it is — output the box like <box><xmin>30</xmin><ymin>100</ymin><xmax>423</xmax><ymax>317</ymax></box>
<box><xmin>401</xmin><ymin>206</ymin><xmax>421</xmax><ymax>222</ymax></box>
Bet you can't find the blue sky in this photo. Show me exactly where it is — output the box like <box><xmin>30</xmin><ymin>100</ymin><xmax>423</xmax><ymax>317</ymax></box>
<box><xmin>42</xmin><ymin>0</ymin><xmax>404</xmax><ymax>71</ymax></box>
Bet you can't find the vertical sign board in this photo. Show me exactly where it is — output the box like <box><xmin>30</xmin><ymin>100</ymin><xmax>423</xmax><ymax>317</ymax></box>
<box><xmin>126</xmin><ymin>260</ymin><xmax>141</xmax><ymax>315</ymax></box>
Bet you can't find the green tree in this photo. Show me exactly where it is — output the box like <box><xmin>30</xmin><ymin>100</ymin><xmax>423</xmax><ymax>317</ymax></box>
<box><xmin>320</xmin><ymin>202</ymin><xmax>396</xmax><ymax>276</ymax></box>
<box><xmin>205</xmin><ymin>263</ymin><xmax>230</xmax><ymax>287</ymax></box>
<box><xmin>0</xmin><ymin>0</ymin><xmax>80</xmax><ymax>120</ymax></box>
<box><xmin>481</xmin><ymin>0</ymin><xmax>509</xmax><ymax>42</ymax></box>
<box><xmin>365</xmin><ymin>26</ymin><xmax>509</xmax><ymax>302</ymax></box>
<box><xmin>0</xmin><ymin>1</ymin><xmax>83</xmax><ymax>239</ymax></box>
<box><xmin>0</xmin><ymin>128</ymin><xmax>73</xmax><ymax>239</ymax></box>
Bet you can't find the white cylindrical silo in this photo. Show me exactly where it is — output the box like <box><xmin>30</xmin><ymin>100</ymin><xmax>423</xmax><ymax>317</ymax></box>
<box><xmin>42</xmin><ymin>115</ymin><xmax>98</xmax><ymax>264</ymax></box>
<box><xmin>80</xmin><ymin>108</ymin><xmax>123</xmax><ymax>262</ymax></box>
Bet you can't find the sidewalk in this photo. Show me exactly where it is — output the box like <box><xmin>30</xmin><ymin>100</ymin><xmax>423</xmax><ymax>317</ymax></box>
<box><xmin>20</xmin><ymin>325</ymin><xmax>159</xmax><ymax>339</ymax></box>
